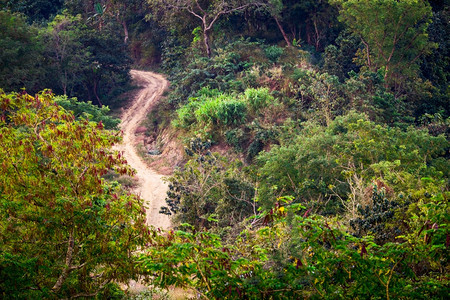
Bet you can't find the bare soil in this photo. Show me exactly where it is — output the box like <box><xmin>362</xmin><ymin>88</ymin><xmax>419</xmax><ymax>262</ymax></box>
<box><xmin>114</xmin><ymin>70</ymin><xmax>171</xmax><ymax>230</ymax></box>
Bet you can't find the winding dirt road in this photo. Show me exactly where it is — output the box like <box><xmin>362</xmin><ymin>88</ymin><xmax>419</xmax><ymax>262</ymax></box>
<box><xmin>115</xmin><ymin>70</ymin><xmax>171</xmax><ymax>230</ymax></box>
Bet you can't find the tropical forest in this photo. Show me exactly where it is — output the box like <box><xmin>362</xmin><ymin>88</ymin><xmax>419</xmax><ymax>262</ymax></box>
<box><xmin>0</xmin><ymin>0</ymin><xmax>448</xmax><ymax>299</ymax></box>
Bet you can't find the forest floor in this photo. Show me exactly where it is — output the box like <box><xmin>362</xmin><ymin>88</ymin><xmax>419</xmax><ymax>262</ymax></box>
<box><xmin>114</xmin><ymin>70</ymin><xmax>171</xmax><ymax>230</ymax></box>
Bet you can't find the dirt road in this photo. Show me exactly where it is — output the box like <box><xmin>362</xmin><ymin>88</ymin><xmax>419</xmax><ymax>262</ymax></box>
<box><xmin>115</xmin><ymin>70</ymin><xmax>171</xmax><ymax>230</ymax></box>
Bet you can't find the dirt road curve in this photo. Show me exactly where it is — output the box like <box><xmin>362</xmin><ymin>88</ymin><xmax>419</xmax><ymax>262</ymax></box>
<box><xmin>115</xmin><ymin>70</ymin><xmax>171</xmax><ymax>230</ymax></box>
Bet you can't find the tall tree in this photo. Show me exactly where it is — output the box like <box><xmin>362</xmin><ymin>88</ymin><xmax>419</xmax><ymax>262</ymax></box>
<box><xmin>299</xmin><ymin>0</ymin><xmax>339</xmax><ymax>51</ymax></box>
<box><xmin>40</xmin><ymin>12</ymin><xmax>131</xmax><ymax>106</ymax></box>
<box><xmin>0</xmin><ymin>0</ymin><xmax>65</xmax><ymax>22</ymax></box>
<box><xmin>0</xmin><ymin>11</ymin><xmax>43</xmax><ymax>92</ymax></box>
<box><xmin>40</xmin><ymin>14</ymin><xmax>90</xmax><ymax>96</ymax></box>
<box><xmin>259</xmin><ymin>0</ymin><xmax>292</xmax><ymax>46</ymax></box>
<box><xmin>419</xmin><ymin>6</ymin><xmax>449</xmax><ymax>116</ymax></box>
<box><xmin>331</xmin><ymin>0</ymin><xmax>436</xmax><ymax>87</ymax></box>
<box><xmin>0</xmin><ymin>90</ymin><xmax>148</xmax><ymax>298</ymax></box>
<box><xmin>64</xmin><ymin>0</ymin><xmax>143</xmax><ymax>43</ymax></box>
<box><xmin>148</xmin><ymin>0</ymin><xmax>265</xmax><ymax>57</ymax></box>
<box><xmin>78</xmin><ymin>26</ymin><xmax>132</xmax><ymax>106</ymax></box>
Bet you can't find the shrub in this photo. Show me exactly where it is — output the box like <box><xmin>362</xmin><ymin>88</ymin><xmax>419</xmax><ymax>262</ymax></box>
<box><xmin>243</xmin><ymin>87</ymin><xmax>274</xmax><ymax>114</ymax></box>
<box><xmin>162</xmin><ymin>148</ymin><xmax>254</xmax><ymax>229</ymax></box>
<box><xmin>257</xmin><ymin>112</ymin><xmax>449</xmax><ymax>212</ymax></box>
<box><xmin>182</xmin><ymin>94</ymin><xmax>248</xmax><ymax>130</ymax></box>
<box><xmin>194</xmin><ymin>95</ymin><xmax>223</xmax><ymax>126</ymax></box>
<box><xmin>225</xmin><ymin>128</ymin><xmax>249</xmax><ymax>151</ymax></box>
<box><xmin>197</xmin><ymin>86</ymin><xmax>222</xmax><ymax>98</ymax></box>
<box><xmin>264</xmin><ymin>45</ymin><xmax>284</xmax><ymax>63</ymax></box>
<box><xmin>246</xmin><ymin>139</ymin><xmax>264</xmax><ymax>163</ymax></box>
<box><xmin>216</xmin><ymin>98</ymin><xmax>247</xmax><ymax>126</ymax></box>
<box><xmin>174</xmin><ymin>98</ymin><xmax>201</xmax><ymax>128</ymax></box>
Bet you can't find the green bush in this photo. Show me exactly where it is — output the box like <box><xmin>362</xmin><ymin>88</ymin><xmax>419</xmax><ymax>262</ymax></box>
<box><xmin>165</xmin><ymin>40</ymin><xmax>265</xmax><ymax>106</ymax></box>
<box><xmin>216</xmin><ymin>98</ymin><xmax>247</xmax><ymax>126</ymax></box>
<box><xmin>246</xmin><ymin>138</ymin><xmax>264</xmax><ymax>163</ymax></box>
<box><xmin>55</xmin><ymin>96</ymin><xmax>120</xmax><ymax>130</ymax></box>
<box><xmin>143</xmin><ymin>196</ymin><xmax>449</xmax><ymax>299</ymax></box>
<box><xmin>178</xmin><ymin>94</ymin><xmax>248</xmax><ymax>131</ymax></box>
<box><xmin>264</xmin><ymin>45</ymin><xmax>284</xmax><ymax>63</ymax></box>
<box><xmin>243</xmin><ymin>87</ymin><xmax>274</xmax><ymax>114</ymax></box>
<box><xmin>225</xmin><ymin>128</ymin><xmax>249</xmax><ymax>151</ymax></box>
<box><xmin>174</xmin><ymin>98</ymin><xmax>201</xmax><ymax>128</ymax></box>
<box><xmin>162</xmin><ymin>150</ymin><xmax>254</xmax><ymax>229</ymax></box>
<box><xmin>194</xmin><ymin>95</ymin><xmax>223</xmax><ymax>126</ymax></box>
<box><xmin>257</xmin><ymin>112</ymin><xmax>449</xmax><ymax>212</ymax></box>
<box><xmin>197</xmin><ymin>86</ymin><xmax>222</xmax><ymax>98</ymax></box>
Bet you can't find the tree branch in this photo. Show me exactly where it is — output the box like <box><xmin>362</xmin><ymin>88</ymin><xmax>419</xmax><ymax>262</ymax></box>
<box><xmin>52</xmin><ymin>233</ymin><xmax>75</xmax><ymax>293</ymax></box>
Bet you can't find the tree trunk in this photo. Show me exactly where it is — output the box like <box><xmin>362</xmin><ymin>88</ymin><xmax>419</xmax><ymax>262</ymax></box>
<box><xmin>274</xmin><ymin>16</ymin><xmax>291</xmax><ymax>47</ymax></box>
<box><xmin>63</xmin><ymin>70</ymin><xmax>67</xmax><ymax>96</ymax></box>
<box><xmin>52</xmin><ymin>234</ymin><xmax>74</xmax><ymax>293</ymax></box>
<box><xmin>203</xmin><ymin>28</ymin><xmax>211</xmax><ymax>57</ymax></box>
<box><xmin>313</xmin><ymin>18</ymin><xmax>321</xmax><ymax>51</ymax></box>
<box><xmin>362</xmin><ymin>40</ymin><xmax>373</xmax><ymax>71</ymax></box>
<box><xmin>122</xmin><ymin>20</ymin><xmax>129</xmax><ymax>44</ymax></box>
<box><xmin>93</xmin><ymin>80</ymin><xmax>102</xmax><ymax>107</ymax></box>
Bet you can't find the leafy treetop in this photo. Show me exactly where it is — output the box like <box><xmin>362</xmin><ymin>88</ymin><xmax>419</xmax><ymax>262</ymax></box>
<box><xmin>0</xmin><ymin>90</ymin><xmax>148</xmax><ymax>298</ymax></box>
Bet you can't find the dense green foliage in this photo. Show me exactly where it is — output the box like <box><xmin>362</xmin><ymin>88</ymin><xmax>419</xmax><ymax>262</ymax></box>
<box><xmin>0</xmin><ymin>11</ymin><xmax>43</xmax><ymax>92</ymax></box>
<box><xmin>0</xmin><ymin>90</ymin><xmax>147</xmax><ymax>298</ymax></box>
<box><xmin>1</xmin><ymin>0</ymin><xmax>65</xmax><ymax>22</ymax></box>
<box><xmin>143</xmin><ymin>195</ymin><xmax>448</xmax><ymax>299</ymax></box>
<box><xmin>331</xmin><ymin>0</ymin><xmax>436</xmax><ymax>88</ymax></box>
<box><xmin>147</xmin><ymin>0</ymin><xmax>449</xmax><ymax>298</ymax></box>
<box><xmin>0</xmin><ymin>7</ymin><xmax>131</xmax><ymax>107</ymax></box>
<box><xmin>0</xmin><ymin>0</ymin><xmax>448</xmax><ymax>298</ymax></box>
<box><xmin>55</xmin><ymin>95</ymin><xmax>121</xmax><ymax>129</ymax></box>
<box><xmin>39</xmin><ymin>13</ymin><xmax>131</xmax><ymax>106</ymax></box>
<box><xmin>257</xmin><ymin>112</ymin><xmax>448</xmax><ymax>212</ymax></box>
<box><xmin>162</xmin><ymin>139</ymin><xmax>255</xmax><ymax>230</ymax></box>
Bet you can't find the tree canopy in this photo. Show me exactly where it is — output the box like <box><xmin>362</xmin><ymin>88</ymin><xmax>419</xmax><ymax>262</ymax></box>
<box><xmin>148</xmin><ymin>0</ymin><xmax>266</xmax><ymax>56</ymax></box>
<box><xmin>331</xmin><ymin>0</ymin><xmax>436</xmax><ymax>89</ymax></box>
<box><xmin>0</xmin><ymin>90</ymin><xmax>148</xmax><ymax>298</ymax></box>
<box><xmin>0</xmin><ymin>11</ymin><xmax>43</xmax><ymax>92</ymax></box>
